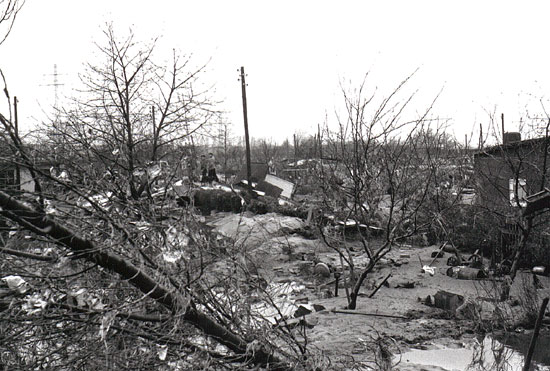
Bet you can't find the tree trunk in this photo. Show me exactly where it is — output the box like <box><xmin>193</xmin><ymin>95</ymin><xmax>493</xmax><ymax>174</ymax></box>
<box><xmin>509</xmin><ymin>220</ymin><xmax>532</xmax><ymax>282</ymax></box>
<box><xmin>0</xmin><ymin>190</ymin><xmax>290</xmax><ymax>370</ymax></box>
<box><xmin>347</xmin><ymin>260</ymin><xmax>374</xmax><ymax>310</ymax></box>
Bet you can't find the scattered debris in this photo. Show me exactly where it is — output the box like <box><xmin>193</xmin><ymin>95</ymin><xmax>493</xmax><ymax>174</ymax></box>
<box><xmin>446</xmin><ymin>255</ymin><xmax>462</xmax><ymax>267</ymax></box>
<box><xmin>446</xmin><ymin>266</ymin><xmax>487</xmax><ymax>280</ymax></box>
<box><xmin>208</xmin><ymin>212</ymin><xmax>305</xmax><ymax>247</ymax></box>
<box><xmin>1</xmin><ymin>275</ymin><xmax>28</xmax><ymax>294</ymax></box>
<box><xmin>276</xmin><ymin>315</ymin><xmax>318</xmax><ymax>329</ymax></box>
<box><xmin>250</xmin><ymin>282</ymin><xmax>306</xmax><ymax>325</ymax></box>
<box><xmin>314</xmin><ymin>262</ymin><xmax>331</xmax><ymax>277</ymax></box>
<box><xmin>294</xmin><ymin>304</ymin><xmax>313</xmax><ymax>317</ymax></box>
<box><xmin>532</xmin><ymin>266</ymin><xmax>548</xmax><ymax>276</ymax></box>
<box><xmin>263</xmin><ymin>174</ymin><xmax>295</xmax><ymax>199</ymax></box>
<box><xmin>312</xmin><ymin>303</ymin><xmax>326</xmax><ymax>312</ymax></box>
<box><xmin>293</xmin><ymin>303</ymin><xmax>325</xmax><ymax>318</ymax></box>
<box><xmin>256</xmin><ymin>181</ymin><xmax>282</xmax><ymax>198</ymax></box>
<box><xmin>393</xmin><ymin>280</ymin><xmax>416</xmax><ymax>289</ymax></box>
<box><xmin>421</xmin><ymin>265</ymin><xmax>436</xmax><ymax>276</ymax></box>
<box><xmin>336</xmin><ymin>219</ymin><xmax>368</xmax><ymax>234</ymax></box>
<box><xmin>295</xmin><ymin>296</ymin><xmax>309</xmax><ymax>304</ymax></box>
<box><xmin>466</xmin><ymin>249</ymin><xmax>483</xmax><ymax>269</ymax></box>
<box><xmin>424</xmin><ymin>290</ymin><xmax>465</xmax><ymax>312</ymax></box>
<box><xmin>190</xmin><ymin>189</ymin><xmax>242</xmax><ymax>214</ymax></box>
<box><xmin>77</xmin><ymin>192</ymin><xmax>114</xmax><ymax>211</ymax></box>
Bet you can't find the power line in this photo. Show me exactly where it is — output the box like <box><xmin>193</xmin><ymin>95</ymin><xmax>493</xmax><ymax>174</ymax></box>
<box><xmin>41</xmin><ymin>64</ymin><xmax>65</xmax><ymax>112</ymax></box>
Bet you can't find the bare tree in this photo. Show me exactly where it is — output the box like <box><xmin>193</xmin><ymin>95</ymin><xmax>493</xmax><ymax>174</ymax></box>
<box><xmin>0</xmin><ymin>0</ymin><xmax>24</xmax><ymax>46</ymax></box>
<box><xmin>217</xmin><ymin>120</ymin><xmax>245</xmax><ymax>181</ymax></box>
<box><xmin>253</xmin><ymin>138</ymin><xmax>279</xmax><ymax>164</ymax></box>
<box><xmin>319</xmin><ymin>74</ymin><xmax>462</xmax><ymax>310</ymax></box>
<box><xmin>51</xmin><ymin>24</ymin><xmax>218</xmax><ymax>200</ymax></box>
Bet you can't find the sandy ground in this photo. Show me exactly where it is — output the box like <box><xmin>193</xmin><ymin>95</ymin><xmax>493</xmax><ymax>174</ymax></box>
<box><xmin>206</xmin><ymin>212</ymin><xmax>550</xmax><ymax>370</ymax></box>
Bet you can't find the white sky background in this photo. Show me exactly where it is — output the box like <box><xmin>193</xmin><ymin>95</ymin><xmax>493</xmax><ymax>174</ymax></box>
<box><xmin>1</xmin><ymin>0</ymin><xmax>550</xmax><ymax>145</ymax></box>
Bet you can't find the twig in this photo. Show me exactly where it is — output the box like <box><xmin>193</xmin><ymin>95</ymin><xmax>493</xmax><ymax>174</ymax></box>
<box><xmin>52</xmin><ymin>302</ymin><xmax>170</xmax><ymax>322</ymax></box>
<box><xmin>428</xmin><ymin>241</ymin><xmax>447</xmax><ymax>267</ymax></box>
<box><xmin>0</xmin><ymin>246</ymin><xmax>56</xmax><ymax>261</ymax></box>
<box><xmin>368</xmin><ymin>272</ymin><xmax>392</xmax><ymax>298</ymax></box>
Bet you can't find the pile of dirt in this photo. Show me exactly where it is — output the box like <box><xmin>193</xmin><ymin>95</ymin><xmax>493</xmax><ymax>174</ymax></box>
<box><xmin>207</xmin><ymin>212</ymin><xmax>306</xmax><ymax>246</ymax></box>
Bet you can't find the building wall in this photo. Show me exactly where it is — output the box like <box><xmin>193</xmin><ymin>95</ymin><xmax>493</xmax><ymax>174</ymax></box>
<box><xmin>474</xmin><ymin>140</ymin><xmax>550</xmax><ymax>211</ymax></box>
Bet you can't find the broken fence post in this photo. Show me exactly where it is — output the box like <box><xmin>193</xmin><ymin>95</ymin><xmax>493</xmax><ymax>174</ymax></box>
<box><xmin>334</xmin><ymin>271</ymin><xmax>341</xmax><ymax>297</ymax></box>
<box><xmin>428</xmin><ymin>241</ymin><xmax>448</xmax><ymax>267</ymax></box>
<box><xmin>418</xmin><ymin>254</ymin><xmax>424</xmax><ymax>269</ymax></box>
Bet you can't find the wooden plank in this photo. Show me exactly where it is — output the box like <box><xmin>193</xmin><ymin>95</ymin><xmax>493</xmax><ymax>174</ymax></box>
<box><xmin>330</xmin><ymin>309</ymin><xmax>408</xmax><ymax>319</ymax></box>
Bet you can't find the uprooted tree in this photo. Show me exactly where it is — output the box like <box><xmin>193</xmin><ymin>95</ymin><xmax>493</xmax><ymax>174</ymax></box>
<box><xmin>0</xmin><ymin>23</ymin><xmax>325</xmax><ymax>370</ymax></box>
<box><xmin>318</xmin><ymin>74</ymin><xmax>471</xmax><ymax>309</ymax></box>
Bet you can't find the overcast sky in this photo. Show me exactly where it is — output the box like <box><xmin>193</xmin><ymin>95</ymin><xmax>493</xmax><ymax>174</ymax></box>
<box><xmin>1</xmin><ymin>1</ymin><xmax>550</xmax><ymax>145</ymax></box>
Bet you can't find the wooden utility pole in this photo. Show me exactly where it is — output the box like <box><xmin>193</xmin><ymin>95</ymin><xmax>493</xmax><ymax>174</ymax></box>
<box><xmin>240</xmin><ymin>67</ymin><xmax>252</xmax><ymax>189</ymax></box>
<box><xmin>13</xmin><ymin>96</ymin><xmax>18</xmax><ymax>135</ymax></box>
<box><xmin>293</xmin><ymin>133</ymin><xmax>297</xmax><ymax>161</ymax></box>
<box><xmin>13</xmin><ymin>96</ymin><xmax>20</xmax><ymax>189</ymax></box>
<box><xmin>479</xmin><ymin>123</ymin><xmax>483</xmax><ymax>150</ymax></box>
<box><xmin>318</xmin><ymin>124</ymin><xmax>323</xmax><ymax>160</ymax></box>
<box><xmin>501</xmin><ymin>113</ymin><xmax>505</xmax><ymax>144</ymax></box>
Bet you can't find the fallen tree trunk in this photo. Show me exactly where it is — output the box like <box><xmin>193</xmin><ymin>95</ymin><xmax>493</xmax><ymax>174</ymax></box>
<box><xmin>0</xmin><ymin>190</ymin><xmax>290</xmax><ymax>370</ymax></box>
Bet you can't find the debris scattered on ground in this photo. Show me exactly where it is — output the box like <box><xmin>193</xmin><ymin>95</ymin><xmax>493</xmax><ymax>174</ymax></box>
<box><xmin>446</xmin><ymin>266</ymin><xmax>487</xmax><ymax>280</ymax></box>
<box><xmin>421</xmin><ymin>265</ymin><xmax>436</xmax><ymax>276</ymax></box>
<box><xmin>424</xmin><ymin>290</ymin><xmax>465</xmax><ymax>312</ymax></box>
<box><xmin>1</xmin><ymin>275</ymin><xmax>28</xmax><ymax>294</ymax></box>
<box><xmin>393</xmin><ymin>280</ymin><xmax>416</xmax><ymax>289</ymax></box>
<box><xmin>314</xmin><ymin>262</ymin><xmax>331</xmax><ymax>277</ymax></box>
<box><xmin>294</xmin><ymin>303</ymin><xmax>326</xmax><ymax>317</ymax></box>
<box><xmin>202</xmin><ymin>207</ymin><xmax>550</xmax><ymax>367</ymax></box>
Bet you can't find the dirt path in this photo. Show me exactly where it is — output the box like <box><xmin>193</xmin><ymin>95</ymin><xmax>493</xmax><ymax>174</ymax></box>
<box><xmin>207</xmin><ymin>212</ymin><xmax>550</xmax><ymax>369</ymax></box>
